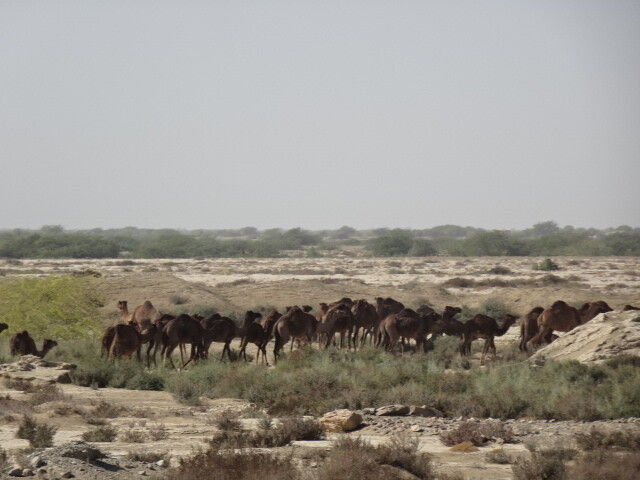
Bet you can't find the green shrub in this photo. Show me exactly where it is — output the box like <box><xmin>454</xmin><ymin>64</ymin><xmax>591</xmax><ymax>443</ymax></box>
<box><xmin>16</xmin><ymin>415</ymin><xmax>57</xmax><ymax>448</ymax></box>
<box><xmin>575</xmin><ymin>428</ymin><xmax>640</xmax><ymax>451</ymax></box>
<box><xmin>533</xmin><ymin>258</ymin><xmax>560</xmax><ymax>271</ymax></box>
<box><xmin>81</xmin><ymin>425</ymin><xmax>118</xmax><ymax>442</ymax></box>
<box><xmin>569</xmin><ymin>450</ymin><xmax>640</xmax><ymax>480</ymax></box>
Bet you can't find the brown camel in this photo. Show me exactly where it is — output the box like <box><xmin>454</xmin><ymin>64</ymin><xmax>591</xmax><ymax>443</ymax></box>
<box><xmin>461</xmin><ymin>313</ymin><xmax>516</xmax><ymax>363</ymax></box>
<box><xmin>518</xmin><ymin>306</ymin><xmax>545</xmax><ymax>352</ymax></box>
<box><xmin>530</xmin><ymin>300</ymin><xmax>582</xmax><ymax>346</ymax></box>
<box><xmin>329</xmin><ymin>297</ymin><xmax>354</xmax><ymax>309</ymax></box>
<box><xmin>118</xmin><ymin>300</ymin><xmax>162</xmax><ymax>329</ymax></box>
<box><xmin>108</xmin><ymin>324</ymin><xmax>142</xmax><ymax>361</ymax></box>
<box><xmin>100</xmin><ymin>325</ymin><xmax>116</xmax><ymax>357</ymax></box>
<box><xmin>375</xmin><ymin>297</ymin><xmax>405</xmax><ymax>347</ymax></box>
<box><xmin>379</xmin><ymin>308</ymin><xmax>439</xmax><ymax>354</ymax></box>
<box><xmin>200</xmin><ymin>313</ymin><xmax>237</xmax><ymax>361</ymax></box>
<box><xmin>317</xmin><ymin>303</ymin><xmax>355</xmax><ymax>349</ymax></box>
<box><xmin>234</xmin><ymin>311</ymin><xmax>262</xmax><ymax>360</ymax></box>
<box><xmin>273</xmin><ymin>306</ymin><xmax>318</xmax><ymax>362</ymax></box>
<box><xmin>9</xmin><ymin>331</ymin><xmax>58</xmax><ymax>358</ymax></box>
<box><xmin>351</xmin><ymin>299</ymin><xmax>379</xmax><ymax>346</ymax></box>
<box><xmin>578</xmin><ymin>300</ymin><xmax>612</xmax><ymax>322</ymax></box>
<box><xmin>238</xmin><ymin>310</ymin><xmax>278</xmax><ymax>365</ymax></box>
<box><xmin>623</xmin><ymin>304</ymin><xmax>640</xmax><ymax>311</ymax></box>
<box><xmin>162</xmin><ymin>314</ymin><xmax>204</xmax><ymax>368</ymax></box>
<box><xmin>0</xmin><ymin>323</ymin><xmax>8</xmax><ymax>335</ymax></box>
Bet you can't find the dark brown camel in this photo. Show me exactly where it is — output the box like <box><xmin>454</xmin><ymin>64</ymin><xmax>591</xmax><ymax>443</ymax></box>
<box><xmin>379</xmin><ymin>308</ymin><xmax>439</xmax><ymax>354</ymax></box>
<box><xmin>530</xmin><ymin>300</ymin><xmax>581</xmax><ymax>346</ymax></box>
<box><xmin>329</xmin><ymin>297</ymin><xmax>354</xmax><ymax>309</ymax></box>
<box><xmin>461</xmin><ymin>313</ymin><xmax>517</xmax><ymax>363</ymax></box>
<box><xmin>108</xmin><ymin>324</ymin><xmax>142</xmax><ymax>361</ymax></box>
<box><xmin>100</xmin><ymin>325</ymin><xmax>116</xmax><ymax>357</ymax></box>
<box><xmin>238</xmin><ymin>310</ymin><xmax>278</xmax><ymax>365</ymax></box>
<box><xmin>273</xmin><ymin>306</ymin><xmax>318</xmax><ymax>362</ymax></box>
<box><xmin>200</xmin><ymin>313</ymin><xmax>237</xmax><ymax>361</ymax></box>
<box><xmin>351</xmin><ymin>299</ymin><xmax>379</xmax><ymax>346</ymax></box>
<box><xmin>518</xmin><ymin>306</ymin><xmax>545</xmax><ymax>352</ymax></box>
<box><xmin>317</xmin><ymin>303</ymin><xmax>355</xmax><ymax>349</ymax></box>
<box><xmin>162</xmin><ymin>314</ymin><xmax>204</xmax><ymax>368</ymax></box>
<box><xmin>577</xmin><ymin>300</ymin><xmax>612</xmax><ymax>322</ymax></box>
<box><xmin>623</xmin><ymin>304</ymin><xmax>640</xmax><ymax>311</ymax></box>
<box><xmin>0</xmin><ymin>323</ymin><xmax>8</xmax><ymax>335</ymax></box>
<box><xmin>431</xmin><ymin>306</ymin><xmax>464</xmax><ymax>338</ymax></box>
<box><xmin>234</xmin><ymin>311</ymin><xmax>263</xmax><ymax>362</ymax></box>
<box><xmin>9</xmin><ymin>331</ymin><xmax>58</xmax><ymax>358</ymax></box>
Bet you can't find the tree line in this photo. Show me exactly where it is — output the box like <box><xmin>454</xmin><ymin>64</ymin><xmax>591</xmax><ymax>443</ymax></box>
<box><xmin>0</xmin><ymin>222</ymin><xmax>638</xmax><ymax>258</ymax></box>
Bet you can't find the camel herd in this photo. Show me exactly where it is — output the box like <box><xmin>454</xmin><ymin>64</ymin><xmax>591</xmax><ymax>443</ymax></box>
<box><xmin>3</xmin><ymin>299</ymin><xmax>638</xmax><ymax>367</ymax></box>
<box><xmin>95</xmin><ymin>297</ymin><xmax>639</xmax><ymax>368</ymax></box>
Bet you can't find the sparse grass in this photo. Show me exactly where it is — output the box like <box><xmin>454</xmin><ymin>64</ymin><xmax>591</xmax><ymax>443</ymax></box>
<box><xmin>126</xmin><ymin>450</ymin><xmax>171</xmax><ymax>464</ymax></box>
<box><xmin>16</xmin><ymin>415</ymin><xmax>57</xmax><ymax>448</ymax></box>
<box><xmin>148</xmin><ymin>423</ymin><xmax>170</xmax><ymax>441</ymax></box>
<box><xmin>569</xmin><ymin>450</ymin><xmax>640</xmax><ymax>480</ymax></box>
<box><xmin>81</xmin><ymin>425</ymin><xmax>118</xmax><ymax>442</ymax></box>
<box><xmin>120</xmin><ymin>428</ymin><xmax>146</xmax><ymax>443</ymax></box>
<box><xmin>485</xmin><ymin>448</ymin><xmax>513</xmax><ymax>464</ymax></box>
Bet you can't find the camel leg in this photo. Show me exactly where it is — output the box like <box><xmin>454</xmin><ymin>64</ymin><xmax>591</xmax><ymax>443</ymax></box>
<box><xmin>164</xmin><ymin>345</ymin><xmax>177</xmax><ymax>369</ymax></box>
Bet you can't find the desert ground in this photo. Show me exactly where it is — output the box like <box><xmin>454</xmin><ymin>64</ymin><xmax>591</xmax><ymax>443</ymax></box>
<box><xmin>1</xmin><ymin>255</ymin><xmax>639</xmax><ymax>479</ymax></box>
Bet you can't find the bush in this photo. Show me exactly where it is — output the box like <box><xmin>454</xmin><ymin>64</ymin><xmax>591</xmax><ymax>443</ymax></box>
<box><xmin>317</xmin><ymin>435</ymin><xmax>434</xmax><ymax>480</ymax></box>
<box><xmin>569</xmin><ymin>450</ymin><xmax>640</xmax><ymax>480</ymax></box>
<box><xmin>439</xmin><ymin>421</ymin><xmax>513</xmax><ymax>447</ymax></box>
<box><xmin>164</xmin><ymin>444</ymin><xmax>298</xmax><ymax>480</ymax></box>
<box><xmin>533</xmin><ymin>258</ymin><xmax>560</xmax><ymax>271</ymax></box>
<box><xmin>81</xmin><ymin>425</ymin><xmax>118</xmax><ymax>442</ymax></box>
<box><xmin>16</xmin><ymin>415</ymin><xmax>57</xmax><ymax>448</ymax></box>
<box><xmin>574</xmin><ymin>428</ymin><xmax>640</xmax><ymax>451</ymax></box>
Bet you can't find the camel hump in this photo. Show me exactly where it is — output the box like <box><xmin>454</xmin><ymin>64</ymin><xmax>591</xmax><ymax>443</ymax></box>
<box><xmin>143</xmin><ymin>300</ymin><xmax>154</xmax><ymax>308</ymax></box>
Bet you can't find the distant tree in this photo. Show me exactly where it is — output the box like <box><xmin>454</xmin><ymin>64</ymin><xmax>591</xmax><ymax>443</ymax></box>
<box><xmin>330</xmin><ymin>226</ymin><xmax>358</xmax><ymax>240</ymax></box>
<box><xmin>530</xmin><ymin>221</ymin><xmax>560</xmax><ymax>237</ymax></box>
<box><xmin>459</xmin><ymin>231</ymin><xmax>528</xmax><ymax>256</ymax></box>
<box><xmin>409</xmin><ymin>239</ymin><xmax>438</xmax><ymax>256</ymax></box>
<box><xmin>367</xmin><ymin>229</ymin><xmax>414</xmax><ymax>256</ymax></box>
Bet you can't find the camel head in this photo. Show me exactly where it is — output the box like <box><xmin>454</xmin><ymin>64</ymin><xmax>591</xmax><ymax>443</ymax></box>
<box><xmin>41</xmin><ymin>339</ymin><xmax>58</xmax><ymax>357</ymax></box>
<box><xmin>302</xmin><ymin>305</ymin><xmax>313</xmax><ymax>313</ymax></box>
<box><xmin>0</xmin><ymin>322</ymin><xmax>8</xmax><ymax>334</ymax></box>
<box><xmin>623</xmin><ymin>304</ymin><xmax>640</xmax><ymax>311</ymax></box>
<box><xmin>443</xmin><ymin>306</ymin><xmax>462</xmax><ymax>318</ymax></box>
<box><xmin>117</xmin><ymin>300</ymin><xmax>128</xmax><ymax>312</ymax></box>
<box><xmin>550</xmin><ymin>300</ymin><xmax>569</xmax><ymax>309</ymax></box>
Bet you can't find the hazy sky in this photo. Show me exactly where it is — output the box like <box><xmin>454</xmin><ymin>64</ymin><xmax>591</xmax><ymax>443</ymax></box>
<box><xmin>1</xmin><ymin>1</ymin><xmax>639</xmax><ymax>231</ymax></box>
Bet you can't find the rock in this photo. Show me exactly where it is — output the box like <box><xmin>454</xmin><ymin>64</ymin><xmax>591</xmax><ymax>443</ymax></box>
<box><xmin>29</xmin><ymin>457</ymin><xmax>45</xmax><ymax>468</ymax></box>
<box><xmin>408</xmin><ymin>405</ymin><xmax>444</xmax><ymax>418</ymax></box>
<box><xmin>59</xmin><ymin>441</ymin><xmax>104</xmax><ymax>461</ymax></box>
<box><xmin>156</xmin><ymin>459</ymin><xmax>168</xmax><ymax>468</ymax></box>
<box><xmin>21</xmin><ymin>469</ymin><xmax>33</xmax><ymax>476</ymax></box>
<box><xmin>320</xmin><ymin>409</ymin><xmax>363</xmax><ymax>432</ymax></box>
<box><xmin>410</xmin><ymin>425</ymin><xmax>424</xmax><ymax>432</ymax></box>
<box><xmin>376</xmin><ymin>405</ymin><xmax>410</xmax><ymax>416</ymax></box>
<box><xmin>7</xmin><ymin>467</ymin><xmax>23</xmax><ymax>477</ymax></box>
<box><xmin>361</xmin><ymin>408</ymin><xmax>377</xmax><ymax>415</ymax></box>
<box><xmin>61</xmin><ymin>472</ymin><xmax>74</xmax><ymax>479</ymax></box>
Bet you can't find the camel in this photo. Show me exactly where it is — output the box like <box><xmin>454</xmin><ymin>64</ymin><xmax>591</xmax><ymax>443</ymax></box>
<box><xmin>578</xmin><ymin>300</ymin><xmax>612</xmax><ymax>322</ymax></box>
<box><xmin>107</xmin><ymin>324</ymin><xmax>142</xmax><ymax>361</ymax></box>
<box><xmin>273</xmin><ymin>306</ymin><xmax>318</xmax><ymax>362</ymax></box>
<box><xmin>374</xmin><ymin>297</ymin><xmax>405</xmax><ymax>347</ymax></box>
<box><xmin>461</xmin><ymin>313</ymin><xmax>517</xmax><ymax>363</ymax></box>
<box><xmin>623</xmin><ymin>304</ymin><xmax>640</xmax><ymax>311</ymax></box>
<box><xmin>200</xmin><ymin>313</ymin><xmax>237</xmax><ymax>361</ymax></box>
<box><xmin>316</xmin><ymin>303</ymin><xmax>354</xmax><ymax>349</ymax></box>
<box><xmin>518</xmin><ymin>306</ymin><xmax>545</xmax><ymax>352</ymax></box>
<box><xmin>351</xmin><ymin>299</ymin><xmax>379</xmax><ymax>346</ymax></box>
<box><xmin>431</xmin><ymin>306</ymin><xmax>464</xmax><ymax>338</ymax></box>
<box><xmin>101</xmin><ymin>325</ymin><xmax>117</xmax><ymax>357</ymax></box>
<box><xmin>239</xmin><ymin>310</ymin><xmax>279</xmax><ymax>365</ymax></box>
<box><xmin>0</xmin><ymin>323</ymin><xmax>8</xmax><ymax>335</ymax></box>
<box><xmin>9</xmin><ymin>331</ymin><xmax>58</xmax><ymax>358</ymax></box>
<box><xmin>233</xmin><ymin>311</ymin><xmax>262</xmax><ymax>360</ymax></box>
<box><xmin>162</xmin><ymin>314</ymin><xmax>204</xmax><ymax>368</ymax></box>
<box><xmin>118</xmin><ymin>300</ymin><xmax>162</xmax><ymax>330</ymax></box>
<box><xmin>329</xmin><ymin>297</ymin><xmax>354</xmax><ymax>309</ymax></box>
<box><xmin>530</xmin><ymin>300</ymin><xmax>582</xmax><ymax>346</ymax></box>
<box><xmin>379</xmin><ymin>308</ymin><xmax>439</xmax><ymax>354</ymax></box>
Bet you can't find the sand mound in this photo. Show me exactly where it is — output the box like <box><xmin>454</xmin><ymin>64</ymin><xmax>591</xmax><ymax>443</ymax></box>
<box><xmin>528</xmin><ymin>310</ymin><xmax>640</xmax><ymax>365</ymax></box>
